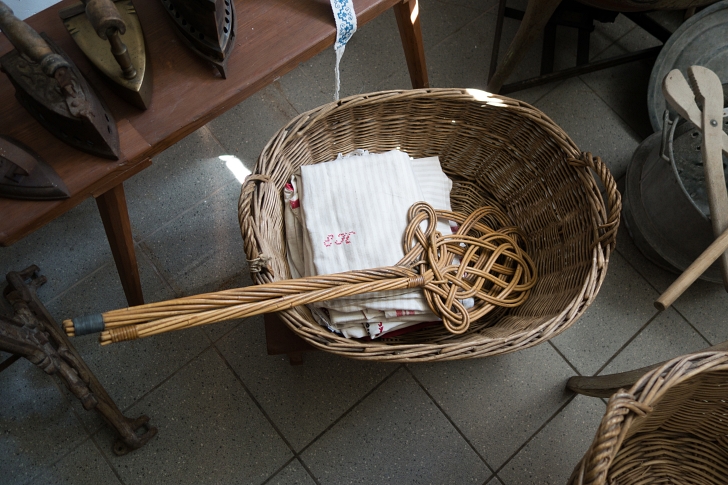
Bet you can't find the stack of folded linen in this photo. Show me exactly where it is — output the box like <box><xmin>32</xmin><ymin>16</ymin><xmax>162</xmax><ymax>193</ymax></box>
<box><xmin>283</xmin><ymin>149</ymin><xmax>455</xmax><ymax>339</ymax></box>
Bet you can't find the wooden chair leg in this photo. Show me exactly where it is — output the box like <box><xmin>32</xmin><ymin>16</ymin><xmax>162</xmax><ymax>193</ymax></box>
<box><xmin>95</xmin><ymin>183</ymin><xmax>145</xmax><ymax>307</ymax></box>
<box><xmin>567</xmin><ymin>340</ymin><xmax>728</xmax><ymax>398</ymax></box>
<box><xmin>487</xmin><ymin>0</ymin><xmax>563</xmax><ymax>93</ymax></box>
<box><xmin>393</xmin><ymin>0</ymin><xmax>429</xmax><ymax>89</ymax></box>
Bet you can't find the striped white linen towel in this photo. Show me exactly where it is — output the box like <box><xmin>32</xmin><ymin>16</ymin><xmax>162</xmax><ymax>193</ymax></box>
<box><xmin>301</xmin><ymin>152</ymin><xmax>452</xmax><ymax>312</ymax></box>
<box><xmin>284</xmin><ymin>150</ymin><xmax>454</xmax><ymax>337</ymax></box>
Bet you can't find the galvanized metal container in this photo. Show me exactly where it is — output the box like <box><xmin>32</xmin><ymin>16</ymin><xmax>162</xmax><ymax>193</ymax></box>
<box><xmin>624</xmin><ymin>111</ymin><xmax>728</xmax><ymax>283</ymax></box>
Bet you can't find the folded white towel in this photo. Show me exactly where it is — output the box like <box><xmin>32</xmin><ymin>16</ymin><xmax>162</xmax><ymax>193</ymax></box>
<box><xmin>284</xmin><ymin>150</ymin><xmax>455</xmax><ymax>337</ymax></box>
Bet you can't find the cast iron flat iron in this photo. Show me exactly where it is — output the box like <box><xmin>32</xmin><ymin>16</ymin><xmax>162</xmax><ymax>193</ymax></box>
<box><xmin>0</xmin><ymin>135</ymin><xmax>70</xmax><ymax>200</ymax></box>
<box><xmin>0</xmin><ymin>2</ymin><xmax>120</xmax><ymax>160</ymax></box>
<box><xmin>159</xmin><ymin>0</ymin><xmax>236</xmax><ymax>78</ymax></box>
<box><xmin>60</xmin><ymin>0</ymin><xmax>152</xmax><ymax>110</ymax></box>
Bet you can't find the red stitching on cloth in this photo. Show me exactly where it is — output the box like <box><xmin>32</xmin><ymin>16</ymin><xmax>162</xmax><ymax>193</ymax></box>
<box><xmin>323</xmin><ymin>231</ymin><xmax>355</xmax><ymax>247</ymax></box>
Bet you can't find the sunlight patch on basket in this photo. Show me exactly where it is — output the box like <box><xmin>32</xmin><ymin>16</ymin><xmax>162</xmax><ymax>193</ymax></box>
<box><xmin>466</xmin><ymin>88</ymin><xmax>506</xmax><ymax>107</ymax></box>
<box><xmin>220</xmin><ymin>155</ymin><xmax>251</xmax><ymax>183</ymax></box>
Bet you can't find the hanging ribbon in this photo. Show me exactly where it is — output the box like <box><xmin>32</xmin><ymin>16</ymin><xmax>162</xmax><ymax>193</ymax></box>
<box><xmin>329</xmin><ymin>0</ymin><xmax>357</xmax><ymax>101</ymax></box>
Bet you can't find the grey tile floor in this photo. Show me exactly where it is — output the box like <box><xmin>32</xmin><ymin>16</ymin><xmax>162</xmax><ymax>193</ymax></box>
<box><xmin>0</xmin><ymin>2</ymin><xmax>713</xmax><ymax>484</ymax></box>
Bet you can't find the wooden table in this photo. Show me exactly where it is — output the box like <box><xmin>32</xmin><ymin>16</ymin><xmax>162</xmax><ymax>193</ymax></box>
<box><xmin>0</xmin><ymin>0</ymin><xmax>428</xmax><ymax>307</ymax></box>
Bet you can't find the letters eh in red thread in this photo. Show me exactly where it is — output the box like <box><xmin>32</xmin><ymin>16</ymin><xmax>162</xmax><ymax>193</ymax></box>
<box><xmin>323</xmin><ymin>231</ymin><xmax>355</xmax><ymax>247</ymax></box>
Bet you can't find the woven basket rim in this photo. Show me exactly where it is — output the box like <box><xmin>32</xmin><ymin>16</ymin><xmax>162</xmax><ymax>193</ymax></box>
<box><xmin>239</xmin><ymin>88</ymin><xmax>621</xmax><ymax>362</ymax></box>
<box><xmin>570</xmin><ymin>350</ymin><xmax>728</xmax><ymax>485</ymax></box>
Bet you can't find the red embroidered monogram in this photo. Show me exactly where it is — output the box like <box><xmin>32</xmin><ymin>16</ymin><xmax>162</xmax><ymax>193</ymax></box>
<box><xmin>323</xmin><ymin>231</ymin><xmax>355</xmax><ymax>247</ymax></box>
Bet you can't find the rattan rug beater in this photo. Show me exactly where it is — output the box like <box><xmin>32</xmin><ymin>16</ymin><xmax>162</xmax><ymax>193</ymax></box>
<box><xmin>238</xmin><ymin>88</ymin><xmax>620</xmax><ymax>362</ymax></box>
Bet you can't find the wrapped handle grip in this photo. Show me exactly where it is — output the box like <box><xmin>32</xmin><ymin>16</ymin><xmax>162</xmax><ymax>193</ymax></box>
<box><xmin>0</xmin><ymin>1</ymin><xmax>69</xmax><ymax>76</ymax></box>
<box><xmin>83</xmin><ymin>0</ymin><xmax>126</xmax><ymax>39</ymax></box>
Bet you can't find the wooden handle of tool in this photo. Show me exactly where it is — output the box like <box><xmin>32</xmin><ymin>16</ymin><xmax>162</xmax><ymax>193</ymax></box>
<box><xmin>0</xmin><ymin>2</ymin><xmax>69</xmax><ymax>76</ymax></box>
<box><xmin>82</xmin><ymin>0</ymin><xmax>136</xmax><ymax>79</ymax></box>
<box><xmin>691</xmin><ymin>66</ymin><xmax>728</xmax><ymax>290</ymax></box>
<box><xmin>655</xmin><ymin>227</ymin><xmax>728</xmax><ymax>311</ymax></box>
<box><xmin>83</xmin><ymin>0</ymin><xmax>126</xmax><ymax>38</ymax></box>
<box><xmin>663</xmin><ymin>70</ymin><xmax>703</xmax><ymax>126</ymax></box>
<box><xmin>662</xmin><ymin>69</ymin><xmax>728</xmax><ymax>156</ymax></box>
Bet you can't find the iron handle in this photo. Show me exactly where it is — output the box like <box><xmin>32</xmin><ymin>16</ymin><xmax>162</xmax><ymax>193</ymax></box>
<box><xmin>0</xmin><ymin>1</ymin><xmax>70</xmax><ymax>77</ymax></box>
<box><xmin>82</xmin><ymin>0</ymin><xmax>136</xmax><ymax>79</ymax></box>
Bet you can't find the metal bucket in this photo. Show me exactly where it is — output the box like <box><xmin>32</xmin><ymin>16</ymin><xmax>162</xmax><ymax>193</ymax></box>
<box><xmin>624</xmin><ymin>110</ymin><xmax>728</xmax><ymax>283</ymax></box>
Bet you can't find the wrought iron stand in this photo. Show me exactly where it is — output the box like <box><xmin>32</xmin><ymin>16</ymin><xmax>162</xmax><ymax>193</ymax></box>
<box><xmin>0</xmin><ymin>265</ymin><xmax>157</xmax><ymax>455</ymax></box>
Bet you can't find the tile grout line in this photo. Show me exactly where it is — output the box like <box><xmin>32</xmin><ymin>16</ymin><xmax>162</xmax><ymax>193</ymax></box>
<box><xmin>42</xmin><ymin>260</ymin><xmax>117</xmax><ymax>309</ymax></box>
<box><xmin>137</xmin><ymin>241</ymin><xmax>184</xmax><ymax>298</ymax></box>
<box><xmin>577</xmin><ymin>69</ymin><xmax>645</xmax><ymax>142</ymax></box>
<box><xmin>15</xmin><ymin>437</ymin><xmax>96</xmax><ymax>485</ymax></box>
<box><xmin>403</xmin><ymin>365</ymin><xmax>497</xmax><ymax>477</ymax></box>
<box><xmin>259</xmin><ymin>456</ymin><xmax>297</xmax><ymax>485</ymax></box>
<box><xmin>16</xmin><ymin>373</ymin><xmax>96</xmax><ymax>485</ymax></box>
<box><xmin>115</xmin><ymin>341</ymin><xmax>216</xmax><ymax>416</ymax></box>
<box><xmin>199</xmin><ymin>123</ymin><xmax>232</xmax><ymax>155</ymax></box>
<box><xmin>587</xmin><ymin>23</ymin><xmax>638</xmax><ymax>63</ymax></box>
<box><xmin>272</xmin><ymin>79</ymin><xmax>304</xmax><ymax>116</ymax></box>
<box><xmin>523</xmin><ymin>79</ymin><xmax>566</xmax><ymax>107</ymax></box>
<box><xmin>193</xmin><ymin>353</ymin><xmax>404</xmax><ymax>484</ymax></box>
<box><xmin>88</xmin><ymin>433</ymin><xmax>128</xmax><ymax>485</ymax></box>
<box><xmin>548</xmin><ymin>340</ymin><xmax>583</xmax><ymax>376</ymax></box>
<box><xmin>424</xmin><ymin>5</ymin><xmax>498</xmax><ymax>56</ymax></box>
<box><xmin>132</xmin><ymin>178</ymin><xmax>241</xmax><ymax>249</ymax></box>
<box><xmin>492</xmin><ymin>394</ymin><xmax>577</xmax><ymax>477</ymax></box>
<box><xmin>592</xmin><ymin>310</ymin><xmax>660</xmax><ymax>376</ymax></box>
<box><xmin>668</xmin><ymin>306</ymin><xmax>713</xmax><ymax>347</ymax></box>
<box><xmin>296</xmin><ymin>363</ymin><xmax>405</xmax><ymax>455</ymax></box>
<box><xmin>208</xmin><ymin>343</ymin><xmax>315</xmax><ymax>482</ymax></box>
<box><xmin>614</xmin><ymin>247</ymin><xmax>713</xmax><ymax>347</ymax></box>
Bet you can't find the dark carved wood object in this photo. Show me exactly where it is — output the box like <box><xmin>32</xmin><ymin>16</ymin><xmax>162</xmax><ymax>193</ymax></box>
<box><xmin>0</xmin><ymin>265</ymin><xmax>157</xmax><ymax>455</ymax></box>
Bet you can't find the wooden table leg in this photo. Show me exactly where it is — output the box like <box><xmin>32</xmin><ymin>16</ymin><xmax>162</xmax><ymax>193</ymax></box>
<box><xmin>487</xmin><ymin>0</ymin><xmax>563</xmax><ymax>93</ymax></box>
<box><xmin>393</xmin><ymin>0</ymin><xmax>429</xmax><ymax>89</ymax></box>
<box><xmin>264</xmin><ymin>313</ymin><xmax>315</xmax><ymax>365</ymax></box>
<box><xmin>95</xmin><ymin>183</ymin><xmax>145</xmax><ymax>307</ymax></box>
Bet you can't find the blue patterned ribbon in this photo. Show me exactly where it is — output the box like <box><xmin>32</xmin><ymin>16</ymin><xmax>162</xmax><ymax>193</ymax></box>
<box><xmin>330</xmin><ymin>0</ymin><xmax>357</xmax><ymax>100</ymax></box>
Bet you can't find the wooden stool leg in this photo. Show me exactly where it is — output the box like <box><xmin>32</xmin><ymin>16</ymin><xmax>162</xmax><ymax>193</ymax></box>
<box><xmin>487</xmin><ymin>0</ymin><xmax>563</xmax><ymax>93</ymax></box>
<box><xmin>95</xmin><ymin>183</ymin><xmax>145</xmax><ymax>307</ymax></box>
<box><xmin>393</xmin><ymin>0</ymin><xmax>429</xmax><ymax>89</ymax></box>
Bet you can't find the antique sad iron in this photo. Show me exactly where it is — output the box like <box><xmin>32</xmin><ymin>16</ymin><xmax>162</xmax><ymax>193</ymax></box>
<box><xmin>0</xmin><ymin>135</ymin><xmax>70</xmax><ymax>200</ymax></box>
<box><xmin>60</xmin><ymin>0</ymin><xmax>152</xmax><ymax>110</ymax></box>
<box><xmin>160</xmin><ymin>0</ymin><xmax>236</xmax><ymax>78</ymax></box>
<box><xmin>0</xmin><ymin>2</ymin><xmax>120</xmax><ymax>159</ymax></box>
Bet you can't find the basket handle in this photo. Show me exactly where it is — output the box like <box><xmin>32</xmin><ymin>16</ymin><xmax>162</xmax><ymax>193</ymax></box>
<box><xmin>238</xmin><ymin>174</ymin><xmax>275</xmax><ymax>275</ymax></box>
<box><xmin>569</xmin><ymin>391</ymin><xmax>652</xmax><ymax>484</ymax></box>
<box><xmin>569</xmin><ymin>152</ymin><xmax>621</xmax><ymax>250</ymax></box>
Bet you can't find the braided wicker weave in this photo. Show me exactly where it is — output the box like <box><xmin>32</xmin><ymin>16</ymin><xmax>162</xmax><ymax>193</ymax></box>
<box><xmin>569</xmin><ymin>351</ymin><xmax>728</xmax><ymax>484</ymax></box>
<box><xmin>238</xmin><ymin>88</ymin><xmax>621</xmax><ymax>362</ymax></box>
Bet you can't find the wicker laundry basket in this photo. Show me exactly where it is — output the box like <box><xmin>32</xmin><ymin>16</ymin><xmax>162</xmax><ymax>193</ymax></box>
<box><xmin>238</xmin><ymin>88</ymin><xmax>620</xmax><ymax>362</ymax></box>
<box><xmin>569</xmin><ymin>351</ymin><xmax>728</xmax><ymax>484</ymax></box>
